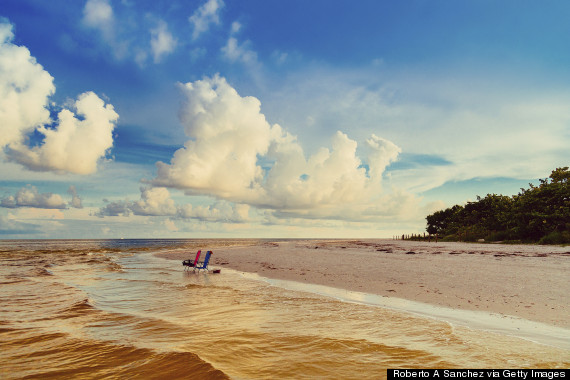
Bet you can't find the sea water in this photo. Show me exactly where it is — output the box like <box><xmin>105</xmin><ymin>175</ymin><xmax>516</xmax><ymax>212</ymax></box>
<box><xmin>1</xmin><ymin>239</ymin><xmax>568</xmax><ymax>379</ymax></box>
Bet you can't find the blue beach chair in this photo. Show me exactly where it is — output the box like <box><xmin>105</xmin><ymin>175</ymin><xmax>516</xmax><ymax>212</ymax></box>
<box><xmin>194</xmin><ymin>251</ymin><xmax>213</xmax><ymax>272</ymax></box>
<box><xmin>182</xmin><ymin>250</ymin><xmax>201</xmax><ymax>271</ymax></box>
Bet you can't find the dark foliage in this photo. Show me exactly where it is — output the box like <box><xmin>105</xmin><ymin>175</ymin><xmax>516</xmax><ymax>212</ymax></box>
<box><xmin>425</xmin><ymin>167</ymin><xmax>570</xmax><ymax>244</ymax></box>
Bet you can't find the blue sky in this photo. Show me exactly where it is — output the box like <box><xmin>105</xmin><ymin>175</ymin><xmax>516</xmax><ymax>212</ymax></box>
<box><xmin>1</xmin><ymin>0</ymin><xmax>568</xmax><ymax>238</ymax></box>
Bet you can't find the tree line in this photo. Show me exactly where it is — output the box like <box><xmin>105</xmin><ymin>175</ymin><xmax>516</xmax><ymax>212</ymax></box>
<box><xmin>425</xmin><ymin>167</ymin><xmax>570</xmax><ymax>244</ymax></box>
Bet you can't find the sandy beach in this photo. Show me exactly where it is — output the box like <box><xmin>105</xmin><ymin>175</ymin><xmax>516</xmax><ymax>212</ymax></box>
<box><xmin>3</xmin><ymin>239</ymin><xmax>569</xmax><ymax>378</ymax></box>
<box><xmin>159</xmin><ymin>240</ymin><xmax>570</xmax><ymax>329</ymax></box>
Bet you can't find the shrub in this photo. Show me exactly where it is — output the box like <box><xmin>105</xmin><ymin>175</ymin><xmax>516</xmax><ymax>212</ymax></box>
<box><xmin>538</xmin><ymin>231</ymin><xmax>570</xmax><ymax>245</ymax></box>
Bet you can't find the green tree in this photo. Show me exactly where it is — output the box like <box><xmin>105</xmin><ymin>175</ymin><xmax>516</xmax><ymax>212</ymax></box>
<box><xmin>426</xmin><ymin>204</ymin><xmax>463</xmax><ymax>235</ymax></box>
<box><xmin>424</xmin><ymin>167</ymin><xmax>570</xmax><ymax>244</ymax></box>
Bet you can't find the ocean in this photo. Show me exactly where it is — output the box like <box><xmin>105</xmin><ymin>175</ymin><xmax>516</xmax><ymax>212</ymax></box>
<box><xmin>1</xmin><ymin>239</ymin><xmax>568</xmax><ymax>379</ymax></box>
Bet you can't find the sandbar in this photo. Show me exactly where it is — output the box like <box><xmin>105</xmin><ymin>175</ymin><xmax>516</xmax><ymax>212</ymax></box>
<box><xmin>158</xmin><ymin>239</ymin><xmax>570</xmax><ymax>329</ymax></box>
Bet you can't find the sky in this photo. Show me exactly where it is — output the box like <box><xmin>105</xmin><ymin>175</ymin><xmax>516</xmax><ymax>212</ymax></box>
<box><xmin>0</xmin><ymin>0</ymin><xmax>569</xmax><ymax>239</ymax></box>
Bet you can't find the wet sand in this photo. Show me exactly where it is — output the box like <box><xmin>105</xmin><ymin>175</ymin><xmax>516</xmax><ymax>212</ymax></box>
<box><xmin>159</xmin><ymin>239</ymin><xmax>570</xmax><ymax>328</ymax></box>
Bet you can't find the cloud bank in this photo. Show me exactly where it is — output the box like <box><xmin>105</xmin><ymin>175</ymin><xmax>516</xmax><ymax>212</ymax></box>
<box><xmin>151</xmin><ymin>75</ymin><xmax>415</xmax><ymax>222</ymax></box>
<box><xmin>0</xmin><ymin>21</ymin><xmax>118</xmax><ymax>175</ymax></box>
<box><xmin>0</xmin><ymin>215</ymin><xmax>40</xmax><ymax>235</ymax></box>
<box><xmin>0</xmin><ymin>185</ymin><xmax>82</xmax><ymax>210</ymax></box>
<box><xmin>97</xmin><ymin>186</ymin><xmax>248</xmax><ymax>223</ymax></box>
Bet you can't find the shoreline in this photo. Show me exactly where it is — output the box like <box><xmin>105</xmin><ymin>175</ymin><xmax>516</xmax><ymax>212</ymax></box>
<box><xmin>234</xmin><ymin>269</ymin><xmax>570</xmax><ymax>350</ymax></box>
<box><xmin>157</xmin><ymin>239</ymin><xmax>570</xmax><ymax>331</ymax></box>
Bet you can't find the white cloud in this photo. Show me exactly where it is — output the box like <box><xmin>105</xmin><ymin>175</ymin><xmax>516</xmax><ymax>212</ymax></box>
<box><xmin>365</xmin><ymin>134</ymin><xmax>401</xmax><ymax>179</ymax></box>
<box><xmin>83</xmin><ymin>0</ymin><xmax>114</xmax><ymax>33</ymax></box>
<box><xmin>97</xmin><ymin>185</ymin><xmax>249</xmax><ymax>222</ymax></box>
<box><xmin>131</xmin><ymin>186</ymin><xmax>177</xmax><ymax>216</ymax></box>
<box><xmin>0</xmin><ymin>185</ymin><xmax>84</xmax><ymax>210</ymax></box>
<box><xmin>189</xmin><ymin>0</ymin><xmax>224</xmax><ymax>40</ymax></box>
<box><xmin>153</xmin><ymin>75</ymin><xmax>278</xmax><ymax>198</ymax></box>
<box><xmin>150</xmin><ymin>20</ymin><xmax>177</xmax><ymax>63</ymax></box>
<box><xmin>163</xmin><ymin>219</ymin><xmax>179</xmax><ymax>232</ymax></box>
<box><xmin>152</xmin><ymin>75</ymin><xmax>414</xmax><ymax>222</ymax></box>
<box><xmin>81</xmin><ymin>0</ymin><xmax>130</xmax><ymax>60</ymax></box>
<box><xmin>1</xmin><ymin>186</ymin><xmax>67</xmax><ymax>209</ymax></box>
<box><xmin>260</xmin><ymin>67</ymin><xmax>570</xmax><ymax>198</ymax></box>
<box><xmin>7</xmin><ymin>92</ymin><xmax>118</xmax><ymax>175</ymax></box>
<box><xmin>222</xmin><ymin>37</ymin><xmax>254</xmax><ymax>62</ymax></box>
<box><xmin>0</xmin><ymin>21</ymin><xmax>119</xmax><ymax>175</ymax></box>
<box><xmin>264</xmin><ymin>131</ymin><xmax>370</xmax><ymax>209</ymax></box>
<box><xmin>0</xmin><ymin>22</ymin><xmax>54</xmax><ymax>148</ymax></box>
<box><xmin>97</xmin><ymin>198</ymin><xmax>132</xmax><ymax>217</ymax></box>
<box><xmin>189</xmin><ymin>47</ymin><xmax>207</xmax><ymax>62</ymax></box>
<box><xmin>382</xmin><ymin>92</ymin><xmax>570</xmax><ymax>194</ymax></box>
<box><xmin>221</xmin><ymin>37</ymin><xmax>259</xmax><ymax>68</ymax></box>
<box><xmin>14</xmin><ymin>208</ymin><xmax>65</xmax><ymax>221</ymax></box>
<box><xmin>272</xmin><ymin>50</ymin><xmax>288</xmax><ymax>65</ymax></box>
<box><xmin>82</xmin><ymin>0</ymin><xmax>128</xmax><ymax>59</ymax></box>
<box><xmin>134</xmin><ymin>49</ymin><xmax>148</xmax><ymax>67</ymax></box>
<box><xmin>220</xmin><ymin>19</ymin><xmax>260</xmax><ymax>70</ymax></box>
<box><xmin>230</xmin><ymin>21</ymin><xmax>241</xmax><ymax>34</ymax></box>
<box><xmin>82</xmin><ymin>1</ymin><xmax>178</xmax><ymax>65</ymax></box>
<box><xmin>178</xmin><ymin>201</ymin><xmax>249</xmax><ymax>223</ymax></box>
<box><xmin>0</xmin><ymin>214</ymin><xmax>40</xmax><ymax>235</ymax></box>
<box><xmin>68</xmin><ymin>186</ymin><xmax>83</xmax><ymax>209</ymax></box>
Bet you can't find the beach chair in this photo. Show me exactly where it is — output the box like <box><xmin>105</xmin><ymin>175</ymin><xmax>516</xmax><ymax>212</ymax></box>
<box><xmin>182</xmin><ymin>250</ymin><xmax>201</xmax><ymax>271</ymax></box>
<box><xmin>194</xmin><ymin>251</ymin><xmax>213</xmax><ymax>272</ymax></box>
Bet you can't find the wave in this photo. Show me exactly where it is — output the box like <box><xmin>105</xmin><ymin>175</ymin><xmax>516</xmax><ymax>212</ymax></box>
<box><xmin>57</xmin><ymin>298</ymin><xmax>98</xmax><ymax>320</ymax></box>
<box><xmin>29</xmin><ymin>267</ymin><xmax>53</xmax><ymax>277</ymax></box>
<box><xmin>0</xmin><ymin>278</ymin><xmax>28</xmax><ymax>285</ymax></box>
<box><xmin>106</xmin><ymin>261</ymin><xmax>125</xmax><ymax>272</ymax></box>
<box><xmin>0</xmin><ymin>328</ymin><xmax>229</xmax><ymax>380</ymax></box>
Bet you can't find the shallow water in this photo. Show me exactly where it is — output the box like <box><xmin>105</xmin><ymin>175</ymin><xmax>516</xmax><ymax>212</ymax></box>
<box><xmin>1</xmin><ymin>240</ymin><xmax>568</xmax><ymax>379</ymax></box>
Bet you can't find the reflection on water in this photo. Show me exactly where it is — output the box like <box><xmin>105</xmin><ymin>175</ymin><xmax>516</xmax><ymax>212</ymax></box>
<box><xmin>1</xmin><ymin>240</ymin><xmax>568</xmax><ymax>380</ymax></box>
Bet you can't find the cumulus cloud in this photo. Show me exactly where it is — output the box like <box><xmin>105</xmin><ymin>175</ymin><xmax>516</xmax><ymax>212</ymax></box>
<box><xmin>365</xmin><ymin>134</ymin><xmax>401</xmax><ymax>179</ymax></box>
<box><xmin>0</xmin><ymin>21</ymin><xmax>119</xmax><ymax>175</ymax></box>
<box><xmin>97</xmin><ymin>198</ymin><xmax>132</xmax><ymax>217</ymax></box>
<box><xmin>189</xmin><ymin>0</ymin><xmax>224</xmax><ymax>40</ymax></box>
<box><xmin>150</xmin><ymin>20</ymin><xmax>177</xmax><ymax>63</ymax></box>
<box><xmin>1</xmin><ymin>186</ymin><xmax>67</xmax><ymax>209</ymax></box>
<box><xmin>0</xmin><ymin>22</ymin><xmax>54</xmax><ymax>148</ymax></box>
<box><xmin>152</xmin><ymin>75</ymin><xmax>410</xmax><ymax>222</ymax></box>
<box><xmin>6</xmin><ymin>92</ymin><xmax>119</xmax><ymax>175</ymax></box>
<box><xmin>130</xmin><ymin>187</ymin><xmax>177</xmax><ymax>216</ymax></box>
<box><xmin>153</xmin><ymin>75</ymin><xmax>279</xmax><ymax>198</ymax></box>
<box><xmin>97</xmin><ymin>186</ymin><xmax>248</xmax><ymax>222</ymax></box>
<box><xmin>0</xmin><ymin>185</ymin><xmax>84</xmax><ymax>210</ymax></box>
